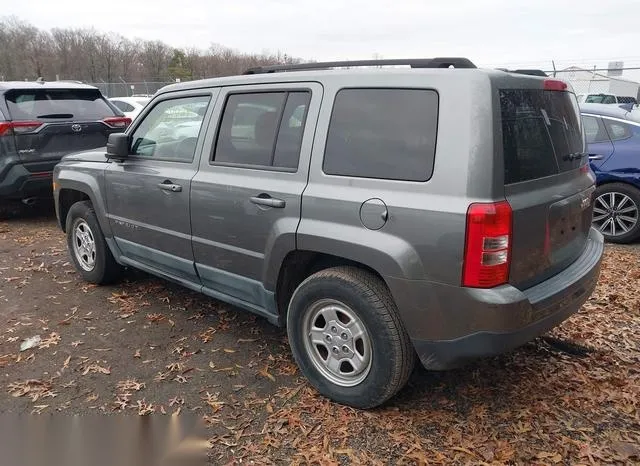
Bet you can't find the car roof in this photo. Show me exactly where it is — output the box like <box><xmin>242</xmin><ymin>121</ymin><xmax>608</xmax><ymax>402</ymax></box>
<box><xmin>157</xmin><ymin>67</ymin><xmax>545</xmax><ymax>96</ymax></box>
<box><xmin>580</xmin><ymin>103</ymin><xmax>632</xmax><ymax>119</ymax></box>
<box><xmin>0</xmin><ymin>81</ymin><xmax>99</xmax><ymax>92</ymax></box>
<box><xmin>109</xmin><ymin>96</ymin><xmax>147</xmax><ymax>102</ymax></box>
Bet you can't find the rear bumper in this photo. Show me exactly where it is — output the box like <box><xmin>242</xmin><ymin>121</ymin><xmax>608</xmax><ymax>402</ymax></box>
<box><xmin>0</xmin><ymin>158</ymin><xmax>57</xmax><ymax>200</ymax></box>
<box><xmin>386</xmin><ymin>228</ymin><xmax>604</xmax><ymax>370</ymax></box>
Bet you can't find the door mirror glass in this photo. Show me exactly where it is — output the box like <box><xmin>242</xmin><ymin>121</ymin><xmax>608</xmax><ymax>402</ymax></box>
<box><xmin>106</xmin><ymin>133</ymin><xmax>130</xmax><ymax>160</ymax></box>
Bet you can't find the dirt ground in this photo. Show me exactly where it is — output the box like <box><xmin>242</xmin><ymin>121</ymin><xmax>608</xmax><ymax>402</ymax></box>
<box><xmin>1</xmin><ymin>204</ymin><xmax>639</xmax><ymax>465</ymax></box>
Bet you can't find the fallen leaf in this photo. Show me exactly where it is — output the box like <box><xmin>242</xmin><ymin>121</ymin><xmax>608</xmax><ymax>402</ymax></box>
<box><xmin>259</xmin><ymin>366</ymin><xmax>276</xmax><ymax>382</ymax></box>
<box><xmin>612</xmin><ymin>442</ymin><xmax>640</xmax><ymax>460</ymax></box>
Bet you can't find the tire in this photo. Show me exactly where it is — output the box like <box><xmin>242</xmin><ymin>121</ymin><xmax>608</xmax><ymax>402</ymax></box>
<box><xmin>287</xmin><ymin>266</ymin><xmax>415</xmax><ymax>409</ymax></box>
<box><xmin>66</xmin><ymin>201</ymin><xmax>122</xmax><ymax>284</ymax></box>
<box><xmin>592</xmin><ymin>183</ymin><xmax>640</xmax><ymax>244</ymax></box>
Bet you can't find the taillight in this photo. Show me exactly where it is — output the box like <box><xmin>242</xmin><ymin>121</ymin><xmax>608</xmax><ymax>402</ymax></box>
<box><xmin>462</xmin><ymin>201</ymin><xmax>512</xmax><ymax>288</ymax></box>
<box><xmin>0</xmin><ymin>121</ymin><xmax>42</xmax><ymax>136</ymax></box>
<box><xmin>543</xmin><ymin>79</ymin><xmax>568</xmax><ymax>91</ymax></box>
<box><xmin>102</xmin><ymin>117</ymin><xmax>131</xmax><ymax>129</ymax></box>
<box><xmin>103</xmin><ymin>117</ymin><xmax>131</xmax><ymax>129</ymax></box>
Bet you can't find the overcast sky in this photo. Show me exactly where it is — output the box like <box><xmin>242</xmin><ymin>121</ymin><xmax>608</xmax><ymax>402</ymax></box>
<box><xmin>5</xmin><ymin>0</ymin><xmax>640</xmax><ymax>75</ymax></box>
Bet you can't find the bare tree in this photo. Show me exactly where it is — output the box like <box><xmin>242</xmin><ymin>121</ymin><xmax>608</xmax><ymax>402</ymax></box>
<box><xmin>0</xmin><ymin>16</ymin><xmax>302</xmax><ymax>83</ymax></box>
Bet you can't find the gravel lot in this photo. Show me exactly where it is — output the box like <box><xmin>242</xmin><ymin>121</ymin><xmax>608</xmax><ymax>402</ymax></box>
<box><xmin>1</xmin><ymin>205</ymin><xmax>639</xmax><ymax>464</ymax></box>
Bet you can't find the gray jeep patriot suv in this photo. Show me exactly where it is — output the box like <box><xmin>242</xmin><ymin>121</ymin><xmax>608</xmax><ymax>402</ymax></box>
<box><xmin>54</xmin><ymin>58</ymin><xmax>604</xmax><ymax>408</ymax></box>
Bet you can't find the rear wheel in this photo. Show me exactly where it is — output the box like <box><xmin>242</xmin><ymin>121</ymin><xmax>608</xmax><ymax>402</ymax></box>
<box><xmin>66</xmin><ymin>201</ymin><xmax>122</xmax><ymax>284</ymax></box>
<box><xmin>287</xmin><ymin>266</ymin><xmax>415</xmax><ymax>409</ymax></box>
<box><xmin>592</xmin><ymin>183</ymin><xmax>640</xmax><ymax>243</ymax></box>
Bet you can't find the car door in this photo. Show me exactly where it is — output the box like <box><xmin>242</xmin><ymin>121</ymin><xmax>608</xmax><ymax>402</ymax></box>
<box><xmin>104</xmin><ymin>91</ymin><xmax>216</xmax><ymax>285</ymax></box>
<box><xmin>190</xmin><ymin>83</ymin><xmax>322</xmax><ymax>318</ymax></box>
<box><xmin>600</xmin><ymin>116</ymin><xmax>640</xmax><ymax>172</ymax></box>
<box><xmin>582</xmin><ymin>113</ymin><xmax>614</xmax><ymax>169</ymax></box>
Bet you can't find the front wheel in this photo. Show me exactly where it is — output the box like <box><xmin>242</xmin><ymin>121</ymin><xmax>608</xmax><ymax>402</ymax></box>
<box><xmin>66</xmin><ymin>201</ymin><xmax>122</xmax><ymax>284</ymax></box>
<box><xmin>592</xmin><ymin>183</ymin><xmax>640</xmax><ymax>244</ymax></box>
<box><xmin>287</xmin><ymin>266</ymin><xmax>415</xmax><ymax>409</ymax></box>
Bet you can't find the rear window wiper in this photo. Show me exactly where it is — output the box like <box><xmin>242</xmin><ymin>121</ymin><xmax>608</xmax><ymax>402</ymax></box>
<box><xmin>36</xmin><ymin>113</ymin><xmax>74</xmax><ymax>119</ymax></box>
<box><xmin>564</xmin><ymin>152</ymin><xmax>587</xmax><ymax>161</ymax></box>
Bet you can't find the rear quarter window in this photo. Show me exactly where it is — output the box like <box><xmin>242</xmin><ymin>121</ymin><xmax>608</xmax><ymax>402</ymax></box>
<box><xmin>5</xmin><ymin>88</ymin><xmax>115</xmax><ymax>120</ymax></box>
<box><xmin>323</xmin><ymin>88</ymin><xmax>439</xmax><ymax>182</ymax></box>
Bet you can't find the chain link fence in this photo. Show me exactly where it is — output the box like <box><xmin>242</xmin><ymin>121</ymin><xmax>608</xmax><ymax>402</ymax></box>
<box><xmin>552</xmin><ymin>72</ymin><xmax>610</xmax><ymax>96</ymax></box>
<box><xmin>87</xmin><ymin>82</ymin><xmax>175</xmax><ymax>98</ymax></box>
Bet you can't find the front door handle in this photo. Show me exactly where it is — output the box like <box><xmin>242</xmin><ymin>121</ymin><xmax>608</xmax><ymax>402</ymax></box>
<box><xmin>588</xmin><ymin>154</ymin><xmax>604</xmax><ymax>161</ymax></box>
<box><xmin>250</xmin><ymin>195</ymin><xmax>286</xmax><ymax>208</ymax></box>
<box><xmin>158</xmin><ymin>182</ymin><xmax>182</xmax><ymax>192</ymax></box>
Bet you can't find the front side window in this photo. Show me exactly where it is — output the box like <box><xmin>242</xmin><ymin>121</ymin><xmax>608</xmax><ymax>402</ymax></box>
<box><xmin>323</xmin><ymin>88</ymin><xmax>439</xmax><ymax>181</ymax></box>
<box><xmin>130</xmin><ymin>95</ymin><xmax>210</xmax><ymax>162</ymax></box>
<box><xmin>582</xmin><ymin>115</ymin><xmax>610</xmax><ymax>144</ymax></box>
<box><xmin>213</xmin><ymin>91</ymin><xmax>310</xmax><ymax>170</ymax></box>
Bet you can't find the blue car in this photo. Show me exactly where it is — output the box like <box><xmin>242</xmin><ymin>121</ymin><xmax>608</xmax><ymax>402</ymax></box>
<box><xmin>580</xmin><ymin>103</ymin><xmax>640</xmax><ymax>243</ymax></box>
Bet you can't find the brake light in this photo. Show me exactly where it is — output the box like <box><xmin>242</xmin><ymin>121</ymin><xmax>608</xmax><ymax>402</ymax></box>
<box><xmin>103</xmin><ymin>117</ymin><xmax>131</xmax><ymax>129</ymax></box>
<box><xmin>462</xmin><ymin>201</ymin><xmax>512</xmax><ymax>288</ymax></box>
<box><xmin>0</xmin><ymin>121</ymin><xmax>42</xmax><ymax>136</ymax></box>
<box><xmin>543</xmin><ymin>79</ymin><xmax>568</xmax><ymax>91</ymax></box>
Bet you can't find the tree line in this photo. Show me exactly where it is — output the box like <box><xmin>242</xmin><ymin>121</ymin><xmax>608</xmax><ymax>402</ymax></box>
<box><xmin>0</xmin><ymin>17</ymin><xmax>299</xmax><ymax>83</ymax></box>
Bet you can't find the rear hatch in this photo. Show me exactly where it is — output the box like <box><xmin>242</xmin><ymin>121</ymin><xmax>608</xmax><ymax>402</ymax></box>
<box><xmin>4</xmin><ymin>88</ymin><xmax>129</xmax><ymax>163</ymax></box>
<box><xmin>499</xmin><ymin>80</ymin><xmax>595</xmax><ymax>289</ymax></box>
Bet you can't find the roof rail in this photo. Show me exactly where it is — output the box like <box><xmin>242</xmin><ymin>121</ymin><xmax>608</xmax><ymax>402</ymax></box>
<box><xmin>244</xmin><ymin>57</ymin><xmax>477</xmax><ymax>75</ymax></box>
<box><xmin>496</xmin><ymin>68</ymin><xmax>548</xmax><ymax>77</ymax></box>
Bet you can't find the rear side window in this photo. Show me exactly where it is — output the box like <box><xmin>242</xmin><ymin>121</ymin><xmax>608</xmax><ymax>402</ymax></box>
<box><xmin>112</xmin><ymin>100</ymin><xmax>135</xmax><ymax>112</ymax></box>
<box><xmin>213</xmin><ymin>91</ymin><xmax>311</xmax><ymax>170</ymax></box>
<box><xmin>604</xmin><ymin>119</ymin><xmax>633</xmax><ymax>141</ymax></box>
<box><xmin>500</xmin><ymin>89</ymin><xmax>584</xmax><ymax>184</ymax></box>
<box><xmin>5</xmin><ymin>89</ymin><xmax>115</xmax><ymax>120</ymax></box>
<box><xmin>323</xmin><ymin>88</ymin><xmax>439</xmax><ymax>182</ymax></box>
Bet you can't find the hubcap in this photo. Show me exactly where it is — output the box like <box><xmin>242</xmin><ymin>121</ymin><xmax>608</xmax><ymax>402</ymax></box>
<box><xmin>72</xmin><ymin>220</ymin><xmax>96</xmax><ymax>271</ymax></box>
<box><xmin>593</xmin><ymin>192</ymin><xmax>638</xmax><ymax>237</ymax></box>
<box><xmin>302</xmin><ymin>299</ymin><xmax>372</xmax><ymax>387</ymax></box>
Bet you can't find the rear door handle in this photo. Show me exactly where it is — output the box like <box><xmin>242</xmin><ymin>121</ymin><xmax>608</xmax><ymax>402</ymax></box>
<box><xmin>158</xmin><ymin>182</ymin><xmax>182</xmax><ymax>192</ymax></box>
<box><xmin>250</xmin><ymin>195</ymin><xmax>286</xmax><ymax>208</ymax></box>
<box><xmin>588</xmin><ymin>154</ymin><xmax>604</xmax><ymax>161</ymax></box>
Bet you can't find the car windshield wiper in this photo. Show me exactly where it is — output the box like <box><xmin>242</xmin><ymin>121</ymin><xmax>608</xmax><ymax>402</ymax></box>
<box><xmin>564</xmin><ymin>152</ymin><xmax>587</xmax><ymax>161</ymax></box>
<box><xmin>37</xmin><ymin>113</ymin><xmax>74</xmax><ymax>119</ymax></box>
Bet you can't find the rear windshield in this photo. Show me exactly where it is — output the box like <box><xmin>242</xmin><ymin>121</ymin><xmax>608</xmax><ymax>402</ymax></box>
<box><xmin>500</xmin><ymin>89</ymin><xmax>584</xmax><ymax>185</ymax></box>
<box><xmin>5</xmin><ymin>89</ymin><xmax>115</xmax><ymax>121</ymax></box>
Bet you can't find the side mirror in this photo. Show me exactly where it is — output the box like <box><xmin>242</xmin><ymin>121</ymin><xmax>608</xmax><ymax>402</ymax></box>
<box><xmin>106</xmin><ymin>133</ymin><xmax>130</xmax><ymax>161</ymax></box>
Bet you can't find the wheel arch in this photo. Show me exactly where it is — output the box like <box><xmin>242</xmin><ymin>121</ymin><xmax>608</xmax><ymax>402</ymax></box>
<box><xmin>274</xmin><ymin>249</ymin><xmax>390</xmax><ymax>320</ymax></box>
<box><xmin>55</xmin><ymin>171</ymin><xmax>111</xmax><ymax>236</ymax></box>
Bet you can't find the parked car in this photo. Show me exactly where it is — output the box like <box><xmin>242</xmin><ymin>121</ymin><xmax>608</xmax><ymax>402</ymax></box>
<box><xmin>108</xmin><ymin>96</ymin><xmax>151</xmax><ymax>120</ymax></box>
<box><xmin>581</xmin><ymin>103</ymin><xmax>640</xmax><ymax>243</ymax></box>
<box><xmin>0</xmin><ymin>81</ymin><xmax>131</xmax><ymax>207</ymax></box>
<box><xmin>53</xmin><ymin>58</ymin><xmax>603</xmax><ymax>408</ymax></box>
<box><xmin>577</xmin><ymin>93</ymin><xmax>638</xmax><ymax>105</ymax></box>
